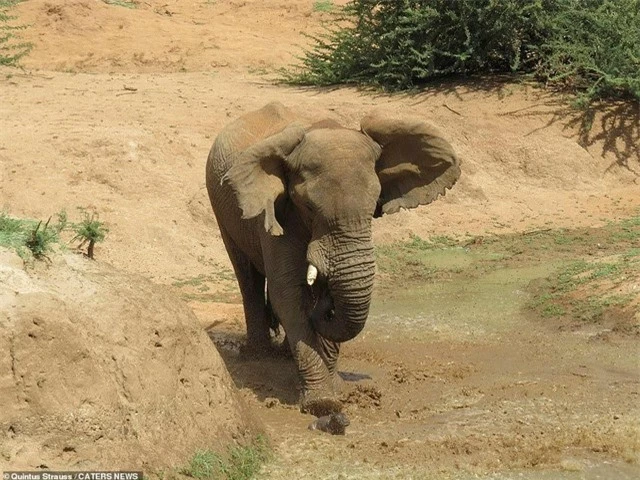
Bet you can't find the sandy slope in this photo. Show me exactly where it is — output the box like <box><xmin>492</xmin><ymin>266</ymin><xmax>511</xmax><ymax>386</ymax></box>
<box><xmin>1</xmin><ymin>69</ymin><xmax>638</xmax><ymax>284</ymax></box>
<box><xmin>15</xmin><ymin>0</ymin><xmax>340</xmax><ymax>73</ymax></box>
<box><xmin>3</xmin><ymin>0</ymin><xmax>638</xmax><ymax>285</ymax></box>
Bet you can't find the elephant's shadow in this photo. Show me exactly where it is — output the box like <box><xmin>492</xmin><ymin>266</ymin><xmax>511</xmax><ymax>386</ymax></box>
<box><xmin>206</xmin><ymin>328</ymin><xmax>301</xmax><ymax>406</ymax></box>
<box><xmin>206</xmin><ymin>327</ymin><xmax>371</xmax><ymax>407</ymax></box>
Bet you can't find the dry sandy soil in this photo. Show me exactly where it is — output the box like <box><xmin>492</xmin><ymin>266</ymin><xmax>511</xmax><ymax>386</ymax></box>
<box><xmin>0</xmin><ymin>249</ymin><xmax>259</xmax><ymax>471</ymax></box>
<box><xmin>1</xmin><ymin>0</ymin><xmax>639</xmax><ymax>478</ymax></box>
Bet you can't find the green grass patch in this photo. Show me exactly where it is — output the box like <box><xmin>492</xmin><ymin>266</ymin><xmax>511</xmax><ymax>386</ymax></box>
<box><xmin>611</xmin><ymin>216</ymin><xmax>640</xmax><ymax>242</ymax></box>
<box><xmin>179</xmin><ymin>435</ymin><xmax>271</xmax><ymax>480</ymax></box>
<box><xmin>181</xmin><ymin>450</ymin><xmax>222</xmax><ymax>479</ymax></box>
<box><xmin>0</xmin><ymin>212</ymin><xmax>61</xmax><ymax>260</ymax></box>
<box><xmin>172</xmin><ymin>270</ymin><xmax>239</xmax><ymax>303</ymax></box>
<box><xmin>173</xmin><ymin>276</ymin><xmax>208</xmax><ymax>288</ymax></box>
<box><xmin>542</xmin><ymin>302</ymin><xmax>566</xmax><ymax>318</ymax></box>
<box><xmin>0</xmin><ymin>212</ymin><xmax>28</xmax><ymax>249</ymax></box>
<box><xmin>375</xmin><ymin>216</ymin><xmax>639</xmax><ymax>329</ymax></box>
<box><xmin>313</xmin><ymin>0</ymin><xmax>334</xmax><ymax>13</ymax></box>
<box><xmin>172</xmin><ymin>272</ymin><xmax>235</xmax><ymax>288</ymax></box>
<box><xmin>179</xmin><ymin>292</ymin><xmax>240</xmax><ymax>303</ymax></box>
<box><xmin>622</xmin><ymin>248</ymin><xmax>640</xmax><ymax>259</ymax></box>
<box><xmin>102</xmin><ymin>0</ymin><xmax>138</xmax><ymax>8</ymax></box>
<box><xmin>405</xmin><ymin>234</ymin><xmax>458</xmax><ymax>250</ymax></box>
<box><xmin>376</xmin><ymin>216</ymin><xmax>640</xmax><ymax>281</ymax></box>
<box><xmin>571</xmin><ymin>294</ymin><xmax>635</xmax><ymax>323</ymax></box>
<box><xmin>376</xmin><ymin>234</ymin><xmax>474</xmax><ymax>281</ymax></box>
<box><xmin>528</xmin><ymin>251</ymin><xmax>639</xmax><ymax>323</ymax></box>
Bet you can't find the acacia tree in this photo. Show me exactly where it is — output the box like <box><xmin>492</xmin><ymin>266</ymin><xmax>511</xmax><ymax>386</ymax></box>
<box><xmin>286</xmin><ymin>0</ymin><xmax>640</xmax><ymax>103</ymax></box>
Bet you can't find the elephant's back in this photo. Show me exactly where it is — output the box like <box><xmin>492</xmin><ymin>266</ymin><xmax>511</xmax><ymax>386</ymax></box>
<box><xmin>210</xmin><ymin>102</ymin><xmax>299</xmax><ymax>171</ymax></box>
<box><xmin>205</xmin><ymin>102</ymin><xmax>298</xmax><ymax>215</ymax></box>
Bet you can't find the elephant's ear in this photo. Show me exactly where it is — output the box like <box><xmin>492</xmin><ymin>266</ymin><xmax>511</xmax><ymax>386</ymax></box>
<box><xmin>222</xmin><ymin>125</ymin><xmax>305</xmax><ymax>235</ymax></box>
<box><xmin>361</xmin><ymin>112</ymin><xmax>461</xmax><ymax>216</ymax></box>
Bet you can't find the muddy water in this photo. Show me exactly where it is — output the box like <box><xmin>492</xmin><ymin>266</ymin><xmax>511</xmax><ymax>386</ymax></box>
<box><xmin>245</xmin><ymin>249</ymin><xmax>640</xmax><ymax>479</ymax></box>
<box><xmin>368</xmin><ymin>263</ymin><xmax>557</xmax><ymax>341</ymax></box>
<box><xmin>457</xmin><ymin>461</ymin><xmax>640</xmax><ymax>480</ymax></box>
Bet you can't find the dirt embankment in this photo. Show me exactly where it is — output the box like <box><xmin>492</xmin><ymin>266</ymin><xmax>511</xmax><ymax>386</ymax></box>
<box><xmin>15</xmin><ymin>0</ymin><xmax>334</xmax><ymax>74</ymax></box>
<box><xmin>0</xmin><ymin>249</ymin><xmax>259</xmax><ymax>471</ymax></box>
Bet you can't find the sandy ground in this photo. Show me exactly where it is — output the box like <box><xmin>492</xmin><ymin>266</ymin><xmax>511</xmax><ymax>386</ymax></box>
<box><xmin>1</xmin><ymin>0</ymin><xmax>639</xmax><ymax>478</ymax></box>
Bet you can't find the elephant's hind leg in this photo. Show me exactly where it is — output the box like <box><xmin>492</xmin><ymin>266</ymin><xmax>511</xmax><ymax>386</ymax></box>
<box><xmin>219</xmin><ymin>227</ymin><xmax>271</xmax><ymax>353</ymax></box>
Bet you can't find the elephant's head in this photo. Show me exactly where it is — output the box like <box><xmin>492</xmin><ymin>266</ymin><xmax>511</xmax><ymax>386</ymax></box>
<box><xmin>222</xmin><ymin>102</ymin><xmax>460</xmax><ymax>343</ymax></box>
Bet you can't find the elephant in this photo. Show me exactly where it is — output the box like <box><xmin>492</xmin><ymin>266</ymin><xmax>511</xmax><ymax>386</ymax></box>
<box><xmin>205</xmin><ymin>102</ymin><xmax>460</xmax><ymax>416</ymax></box>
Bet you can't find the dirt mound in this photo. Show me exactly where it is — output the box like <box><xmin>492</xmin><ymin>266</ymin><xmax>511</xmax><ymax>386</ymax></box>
<box><xmin>0</xmin><ymin>249</ymin><xmax>259</xmax><ymax>470</ymax></box>
<box><xmin>15</xmin><ymin>0</ymin><xmax>330</xmax><ymax>73</ymax></box>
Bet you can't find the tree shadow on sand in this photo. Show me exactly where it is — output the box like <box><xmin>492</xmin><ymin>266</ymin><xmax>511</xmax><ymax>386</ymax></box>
<box><xmin>500</xmin><ymin>97</ymin><xmax>639</xmax><ymax>176</ymax></box>
<box><xmin>397</xmin><ymin>77</ymin><xmax>639</xmax><ymax>175</ymax></box>
<box><xmin>287</xmin><ymin>75</ymin><xmax>639</xmax><ymax>176</ymax></box>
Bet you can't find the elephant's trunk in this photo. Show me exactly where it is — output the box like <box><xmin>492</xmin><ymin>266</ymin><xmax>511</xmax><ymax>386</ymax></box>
<box><xmin>310</xmin><ymin>230</ymin><xmax>375</xmax><ymax>343</ymax></box>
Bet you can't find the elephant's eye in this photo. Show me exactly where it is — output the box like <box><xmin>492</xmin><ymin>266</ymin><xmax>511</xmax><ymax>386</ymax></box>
<box><xmin>304</xmin><ymin>200</ymin><xmax>315</xmax><ymax>214</ymax></box>
<box><xmin>290</xmin><ymin>186</ymin><xmax>315</xmax><ymax>214</ymax></box>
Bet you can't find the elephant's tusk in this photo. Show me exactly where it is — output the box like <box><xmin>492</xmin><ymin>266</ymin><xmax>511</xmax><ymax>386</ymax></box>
<box><xmin>306</xmin><ymin>264</ymin><xmax>318</xmax><ymax>286</ymax></box>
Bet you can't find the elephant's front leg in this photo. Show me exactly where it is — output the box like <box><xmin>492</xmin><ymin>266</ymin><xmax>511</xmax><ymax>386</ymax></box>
<box><xmin>287</xmin><ymin>323</ymin><xmax>343</xmax><ymax>417</ymax></box>
<box><xmin>318</xmin><ymin>335</ymin><xmax>341</xmax><ymax>388</ymax></box>
<box><xmin>261</xmin><ymin>233</ymin><xmax>343</xmax><ymax>416</ymax></box>
<box><xmin>266</xmin><ymin>281</ymin><xmax>342</xmax><ymax>416</ymax></box>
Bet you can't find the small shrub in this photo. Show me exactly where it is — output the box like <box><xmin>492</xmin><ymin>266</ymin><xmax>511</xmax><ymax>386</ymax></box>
<box><xmin>284</xmin><ymin>0</ymin><xmax>556</xmax><ymax>89</ymax></box>
<box><xmin>54</xmin><ymin>209</ymin><xmax>69</xmax><ymax>233</ymax></box>
<box><xmin>25</xmin><ymin>218</ymin><xmax>58</xmax><ymax>259</ymax></box>
<box><xmin>538</xmin><ymin>0</ymin><xmax>640</xmax><ymax>102</ymax></box>
<box><xmin>0</xmin><ymin>0</ymin><xmax>32</xmax><ymax>67</ymax></box>
<box><xmin>72</xmin><ymin>212</ymin><xmax>109</xmax><ymax>259</ymax></box>
<box><xmin>0</xmin><ymin>210</ymin><xmax>110</xmax><ymax>261</ymax></box>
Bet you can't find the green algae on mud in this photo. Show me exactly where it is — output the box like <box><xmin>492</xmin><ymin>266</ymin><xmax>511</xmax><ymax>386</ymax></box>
<box><xmin>373</xmin><ymin>216</ymin><xmax>640</xmax><ymax>338</ymax></box>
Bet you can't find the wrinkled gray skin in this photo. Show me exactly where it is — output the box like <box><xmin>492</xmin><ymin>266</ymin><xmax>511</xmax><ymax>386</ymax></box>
<box><xmin>206</xmin><ymin>102</ymin><xmax>460</xmax><ymax>416</ymax></box>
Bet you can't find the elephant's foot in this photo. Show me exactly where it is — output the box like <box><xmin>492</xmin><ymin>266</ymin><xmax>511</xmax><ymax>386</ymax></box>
<box><xmin>300</xmin><ymin>389</ymin><xmax>343</xmax><ymax>417</ymax></box>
